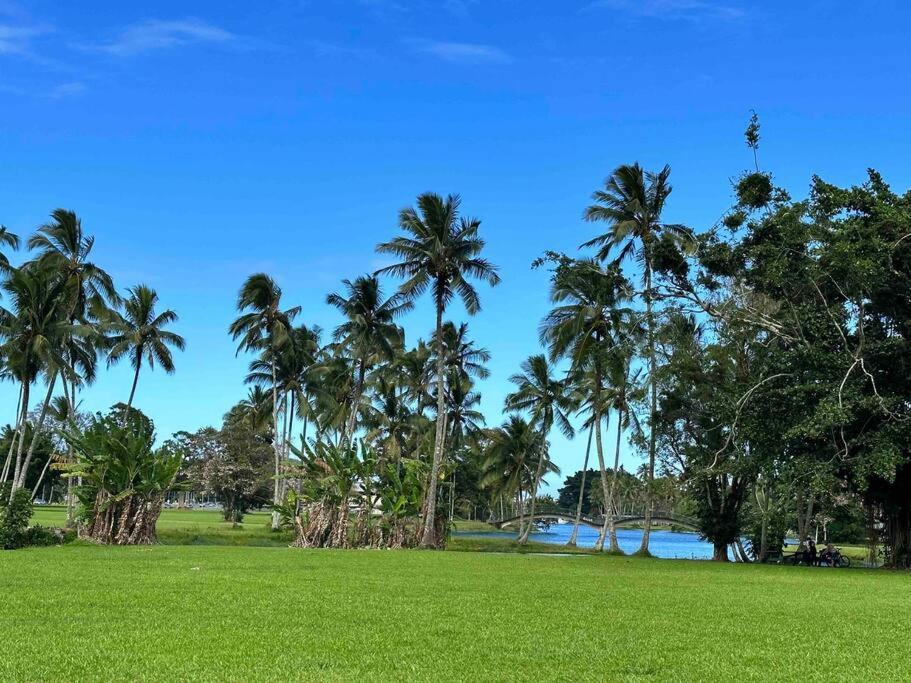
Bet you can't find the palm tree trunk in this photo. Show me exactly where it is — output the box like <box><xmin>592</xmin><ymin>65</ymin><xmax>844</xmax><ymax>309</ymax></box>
<box><xmin>65</xmin><ymin>378</ymin><xmax>77</xmax><ymax>526</ymax></box>
<box><xmin>9</xmin><ymin>380</ymin><xmax>31</xmax><ymax>501</ymax></box>
<box><xmin>126</xmin><ymin>363</ymin><xmax>141</xmax><ymax>412</ymax></box>
<box><xmin>519</xmin><ymin>432</ymin><xmax>549</xmax><ymax>545</ymax></box>
<box><xmin>343</xmin><ymin>360</ymin><xmax>366</xmax><ymax>446</ymax></box>
<box><xmin>567</xmin><ymin>426</ymin><xmax>594</xmax><ymax>547</ymax></box>
<box><xmin>270</xmin><ymin>356</ymin><xmax>281</xmax><ymax>531</ymax></box>
<box><xmin>607</xmin><ymin>407</ymin><xmax>625</xmax><ymax>553</ymax></box>
<box><xmin>639</xmin><ymin>258</ymin><xmax>656</xmax><ymax>555</ymax></box>
<box><xmin>31</xmin><ymin>451</ymin><xmax>55</xmax><ymax>502</ymax></box>
<box><xmin>15</xmin><ymin>371</ymin><xmax>59</xmax><ymax>492</ymax></box>
<box><xmin>1</xmin><ymin>383</ymin><xmax>24</xmax><ymax>483</ymax></box>
<box><xmin>420</xmin><ymin>302</ymin><xmax>447</xmax><ymax>548</ymax></box>
<box><xmin>593</xmin><ymin>410</ymin><xmax>611</xmax><ymax>552</ymax></box>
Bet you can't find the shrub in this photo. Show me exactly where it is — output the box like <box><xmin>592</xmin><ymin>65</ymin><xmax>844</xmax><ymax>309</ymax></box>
<box><xmin>0</xmin><ymin>485</ymin><xmax>34</xmax><ymax>550</ymax></box>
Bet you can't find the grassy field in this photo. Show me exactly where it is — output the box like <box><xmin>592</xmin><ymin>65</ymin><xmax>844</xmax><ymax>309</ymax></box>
<box><xmin>3</xmin><ymin>543</ymin><xmax>911</xmax><ymax>681</ymax></box>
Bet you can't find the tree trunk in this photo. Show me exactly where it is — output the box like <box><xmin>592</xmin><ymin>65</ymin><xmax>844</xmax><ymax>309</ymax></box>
<box><xmin>126</xmin><ymin>363</ymin><xmax>141</xmax><ymax>412</ymax></box>
<box><xmin>607</xmin><ymin>407</ymin><xmax>625</xmax><ymax>553</ymax></box>
<box><xmin>1</xmin><ymin>383</ymin><xmax>23</xmax><ymax>483</ymax></box>
<box><xmin>16</xmin><ymin>372</ymin><xmax>58</xmax><ymax>492</ymax></box>
<box><xmin>343</xmin><ymin>360</ymin><xmax>366</xmax><ymax>447</ymax></box>
<box><xmin>65</xmin><ymin>378</ymin><xmax>77</xmax><ymax>526</ymax></box>
<box><xmin>270</xmin><ymin>357</ymin><xmax>281</xmax><ymax>530</ymax></box>
<box><xmin>593</xmin><ymin>410</ymin><xmax>611</xmax><ymax>552</ymax></box>
<box><xmin>567</xmin><ymin>426</ymin><xmax>594</xmax><ymax>547</ymax></box>
<box><xmin>519</xmin><ymin>429</ymin><xmax>549</xmax><ymax>545</ymax></box>
<box><xmin>713</xmin><ymin>543</ymin><xmax>729</xmax><ymax>562</ymax></box>
<box><xmin>30</xmin><ymin>451</ymin><xmax>54</xmax><ymax>502</ymax></box>
<box><xmin>8</xmin><ymin>380</ymin><xmax>31</xmax><ymax>501</ymax></box>
<box><xmin>639</xmin><ymin>257</ymin><xmax>656</xmax><ymax>556</ymax></box>
<box><xmin>420</xmin><ymin>302</ymin><xmax>447</xmax><ymax>548</ymax></box>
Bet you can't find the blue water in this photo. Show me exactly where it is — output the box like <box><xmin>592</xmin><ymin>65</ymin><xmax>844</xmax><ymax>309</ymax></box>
<box><xmin>457</xmin><ymin>522</ymin><xmax>715</xmax><ymax>560</ymax></box>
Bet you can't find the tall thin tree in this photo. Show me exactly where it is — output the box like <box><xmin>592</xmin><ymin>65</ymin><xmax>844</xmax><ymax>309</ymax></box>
<box><xmin>376</xmin><ymin>193</ymin><xmax>500</xmax><ymax>547</ymax></box>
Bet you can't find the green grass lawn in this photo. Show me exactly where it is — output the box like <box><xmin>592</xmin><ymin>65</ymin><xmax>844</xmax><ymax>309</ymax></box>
<box><xmin>3</xmin><ymin>544</ymin><xmax>910</xmax><ymax>681</ymax></box>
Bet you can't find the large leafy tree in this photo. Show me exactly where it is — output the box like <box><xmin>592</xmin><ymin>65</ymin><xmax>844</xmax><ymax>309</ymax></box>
<box><xmin>582</xmin><ymin>164</ymin><xmax>692</xmax><ymax>554</ymax></box>
<box><xmin>376</xmin><ymin>193</ymin><xmax>500</xmax><ymax>547</ymax></box>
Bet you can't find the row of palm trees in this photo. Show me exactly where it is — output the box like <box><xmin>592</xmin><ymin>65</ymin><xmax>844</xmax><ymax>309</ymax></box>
<box><xmin>229</xmin><ymin>193</ymin><xmax>500</xmax><ymax>544</ymax></box>
<box><xmin>0</xmin><ymin>210</ymin><xmax>184</xmax><ymax>513</ymax></box>
<box><xmin>230</xmin><ymin>166</ymin><xmax>684</xmax><ymax>554</ymax></box>
<box><xmin>481</xmin><ymin>164</ymin><xmax>688</xmax><ymax>554</ymax></box>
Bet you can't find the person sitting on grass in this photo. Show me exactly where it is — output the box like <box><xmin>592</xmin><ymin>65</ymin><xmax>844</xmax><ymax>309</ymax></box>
<box><xmin>818</xmin><ymin>543</ymin><xmax>838</xmax><ymax>567</ymax></box>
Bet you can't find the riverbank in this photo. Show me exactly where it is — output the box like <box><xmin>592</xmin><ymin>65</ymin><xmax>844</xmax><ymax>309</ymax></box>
<box><xmin>3</xmin><ymin>543</ymin><xmax>909</xmax><ymax>680</ymax></box>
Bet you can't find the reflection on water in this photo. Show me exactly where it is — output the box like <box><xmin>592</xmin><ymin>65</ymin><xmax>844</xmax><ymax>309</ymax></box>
<box><xmin>457</xmin><ymin>522</ymin><xmax>715</xmax><ymax>560</ymax></box>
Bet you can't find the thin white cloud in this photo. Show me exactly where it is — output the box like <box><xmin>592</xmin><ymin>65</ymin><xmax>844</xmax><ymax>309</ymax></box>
<box><xmin>47</xmin><ymin>81</ymin><xmax>86</xmax><ymax>98</ymax></box>
<box><xmin>88</xmin><ymin>18</ymin><xmax>238</xmax><ymax>57</ymax></box>
<box><xmin>0</xmin><ymin>22</ymin><xmax>49</xmax><ymax>55</ymax></box>
<box><xmin>412</xmin><ymin>39</ymin><xmax>512</xmax><ymax>65</ymax></box>
<box><xmin>587</xmin><ymin>0</ymin><xmax>744</xmax><ymax>21</ymax></box>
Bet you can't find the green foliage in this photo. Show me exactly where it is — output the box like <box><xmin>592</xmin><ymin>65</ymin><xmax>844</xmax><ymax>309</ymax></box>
<box><xmin>735</xmin><ymin>171</ymin><xmax>773</xmax><ymax>209</ymax></box>
<box><xmin>60</xmin><ymin>409</ymin><xmax>183</xmax><ymax>544</ymax></box>
<box><xmin>0</xmin><ymin>484</ymin><xmax>33</xmax><ymax>549</ymax></box>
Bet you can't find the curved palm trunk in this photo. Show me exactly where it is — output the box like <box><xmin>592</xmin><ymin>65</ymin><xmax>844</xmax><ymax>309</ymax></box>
<box><xmin>420</xmin><ymin>303</ymin><xmax>447</xmax><ymax>548</ymax></box>
<box><xmin>31</xmin><ymin>450</ymin><xmax>54</xmax><ymax>502</ymax></box>
<box><xmin>639</xmin><ymin>258</ymin><xmax>656</xmax><ymax>555</ymax></box>
<box><xmin>607</xmin><ymin>407</ymin><xmax>625</xmax><ymax>553</ymax></box>
<box><xmin>1</xmin><ymin>383</ymin><xmax>24</xmax><ymax>483</ymax></box>
<box><xmin>270</xmin><ymin>357</ymin><xmax>281</xmax><ymax>530</ymax></box>
<box><xmin>567</xmin><ymin>426</ymin><xmax>594</xmax><ymax>547</ymax></box>
<box><xmin>593</xmin><ymin>410</ymin><xmax>611</xmax><ymax>552</ymax></box>
<box><xmin>8</xmin><ymin>380</ymin><xmax>31</xmax><ymax>501</ymax></box>
<box><xmin>519</xmin><ymin>432</ymin><xmax>549</xmax><ymax>545</ymax></box>
<box><xmin>65</xmin><ymin>378</ymin><xmax>77</xmax><ymax>526</ymax></box>
<box><xmin>126</xmin><ymin>363</ymin><xmax>141</xmax><ymax>412</ymax></box>
<box><xmin>15</xmin><ymin>371</ymin><xmax>59</xmax><ymax>491</ymax></box>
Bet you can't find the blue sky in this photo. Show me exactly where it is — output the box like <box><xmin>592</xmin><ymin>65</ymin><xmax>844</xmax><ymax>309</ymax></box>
<box><xmin>2</xmin><ymin>0</ymin><xmax>910</xmax><ymax>489</ymax></box>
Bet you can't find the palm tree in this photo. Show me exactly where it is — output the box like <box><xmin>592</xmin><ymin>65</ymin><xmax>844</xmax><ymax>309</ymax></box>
<box><xmin>327</xmin><ymin>275</ymin><xmax>411</xmax><ymax>444</ymax></box>
<box><xmin>27</xmin><ymin>209</ymin><xmax>116</xmax><ymax>521</ymax></box>
<box><xmin>602</xmin><ymin>349</ymin><xmax>643</xmax><ymax>551</ymax></box>
<box><xmin>539</xmin><ymin>256</ymin><xmax>631</xmax><ymax>551</ymax></box>
<box><xmin>480</xmin><ymin>416</ymin><xmax>546</xmax><ymax>536</ymax></box>
<box><xmin>229</xmin><ymin>273</ymin><xmax>300</xmax><ymax>529</ymax></box>
<box><xmin>0</xmin><ymin>263</ymin><xmax>71</xmax><ymax>496</ymax></box>
<box><xmin>376</xmin><ymin>192</ymin><xmax>500</xmax><ymax>547</ymax></box>
<box><xmin>0</xmin><ymin>225</ymin><xmax>20</xmax><ymax>272</ymax></box>
<box><xmin>582</xmin><ymin>164</ymin><xmax>692</xmax><ymax>554</ymax></box>
<box><xmin>505</xmin><ymin>355</ymin><xmax>574</xmax><ymax>543</ymax></box>
<box><xmin>104</xmin><ymin>285</ymin><xmax>185</xmax><ymax>412</ymax></box>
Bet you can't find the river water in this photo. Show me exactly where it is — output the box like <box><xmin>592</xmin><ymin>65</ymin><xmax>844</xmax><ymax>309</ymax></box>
<box><xmin>458</xmin><ymin>522</ymin><xmax>716</xmax><ymax>559</ymax></box>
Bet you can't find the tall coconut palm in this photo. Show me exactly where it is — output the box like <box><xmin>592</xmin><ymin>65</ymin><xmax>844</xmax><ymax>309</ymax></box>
<box><xmin>539</xmin><ymin>256</ymin><xmax>631</xmax><ymax>551</ymax></box>
<box><xmin>602</xmin><ymin>349</ymin><xmax>643</xmax><ymax>551</ymax></box>
<box><xmin>229</xmin><ymin>273</ymin><xmax>300</xmax><ymax>529</ymax></box>
<box><xmin>327</xmin><ymin>275</ymin><xmax>411</xmax><ymax>444</ymax></box>
<box><xmin>0</xmin><ymin>263</ymin><xmax>71</xmax><ymax>496</ymax></box>
<box><xmin>27</xmin><ymin>209</ymin><xmax>116</xmax><ymax>521</ymax></box>
<box><xmin>104</xmin><ymin>285</ymin><xmax>185</xmax><ymax>412</ymax></box>
<box><xmin>376</xmin><ymin>193</ymin><xmax>500</xmax><ymax>547</ymax></box>
<box><xmin>582</xmin><ymin>164</ymin><xmax>692</xmax><ymax>554</ymax></box>
<box><xmin>505</xmin><ymin>355</ymin><xmax>574</xmax><ymax>544</ymax></box>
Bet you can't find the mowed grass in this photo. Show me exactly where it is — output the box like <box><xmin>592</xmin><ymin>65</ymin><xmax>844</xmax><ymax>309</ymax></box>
<box><xmin>31</xmin><ymin>505</ymin><xmax>294</xmax><ymax>546</ymax></box>
<box><xmin>3</xmin><ymin>545</ymin><xmax>911</xmax><ymax>681</ymax></box>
